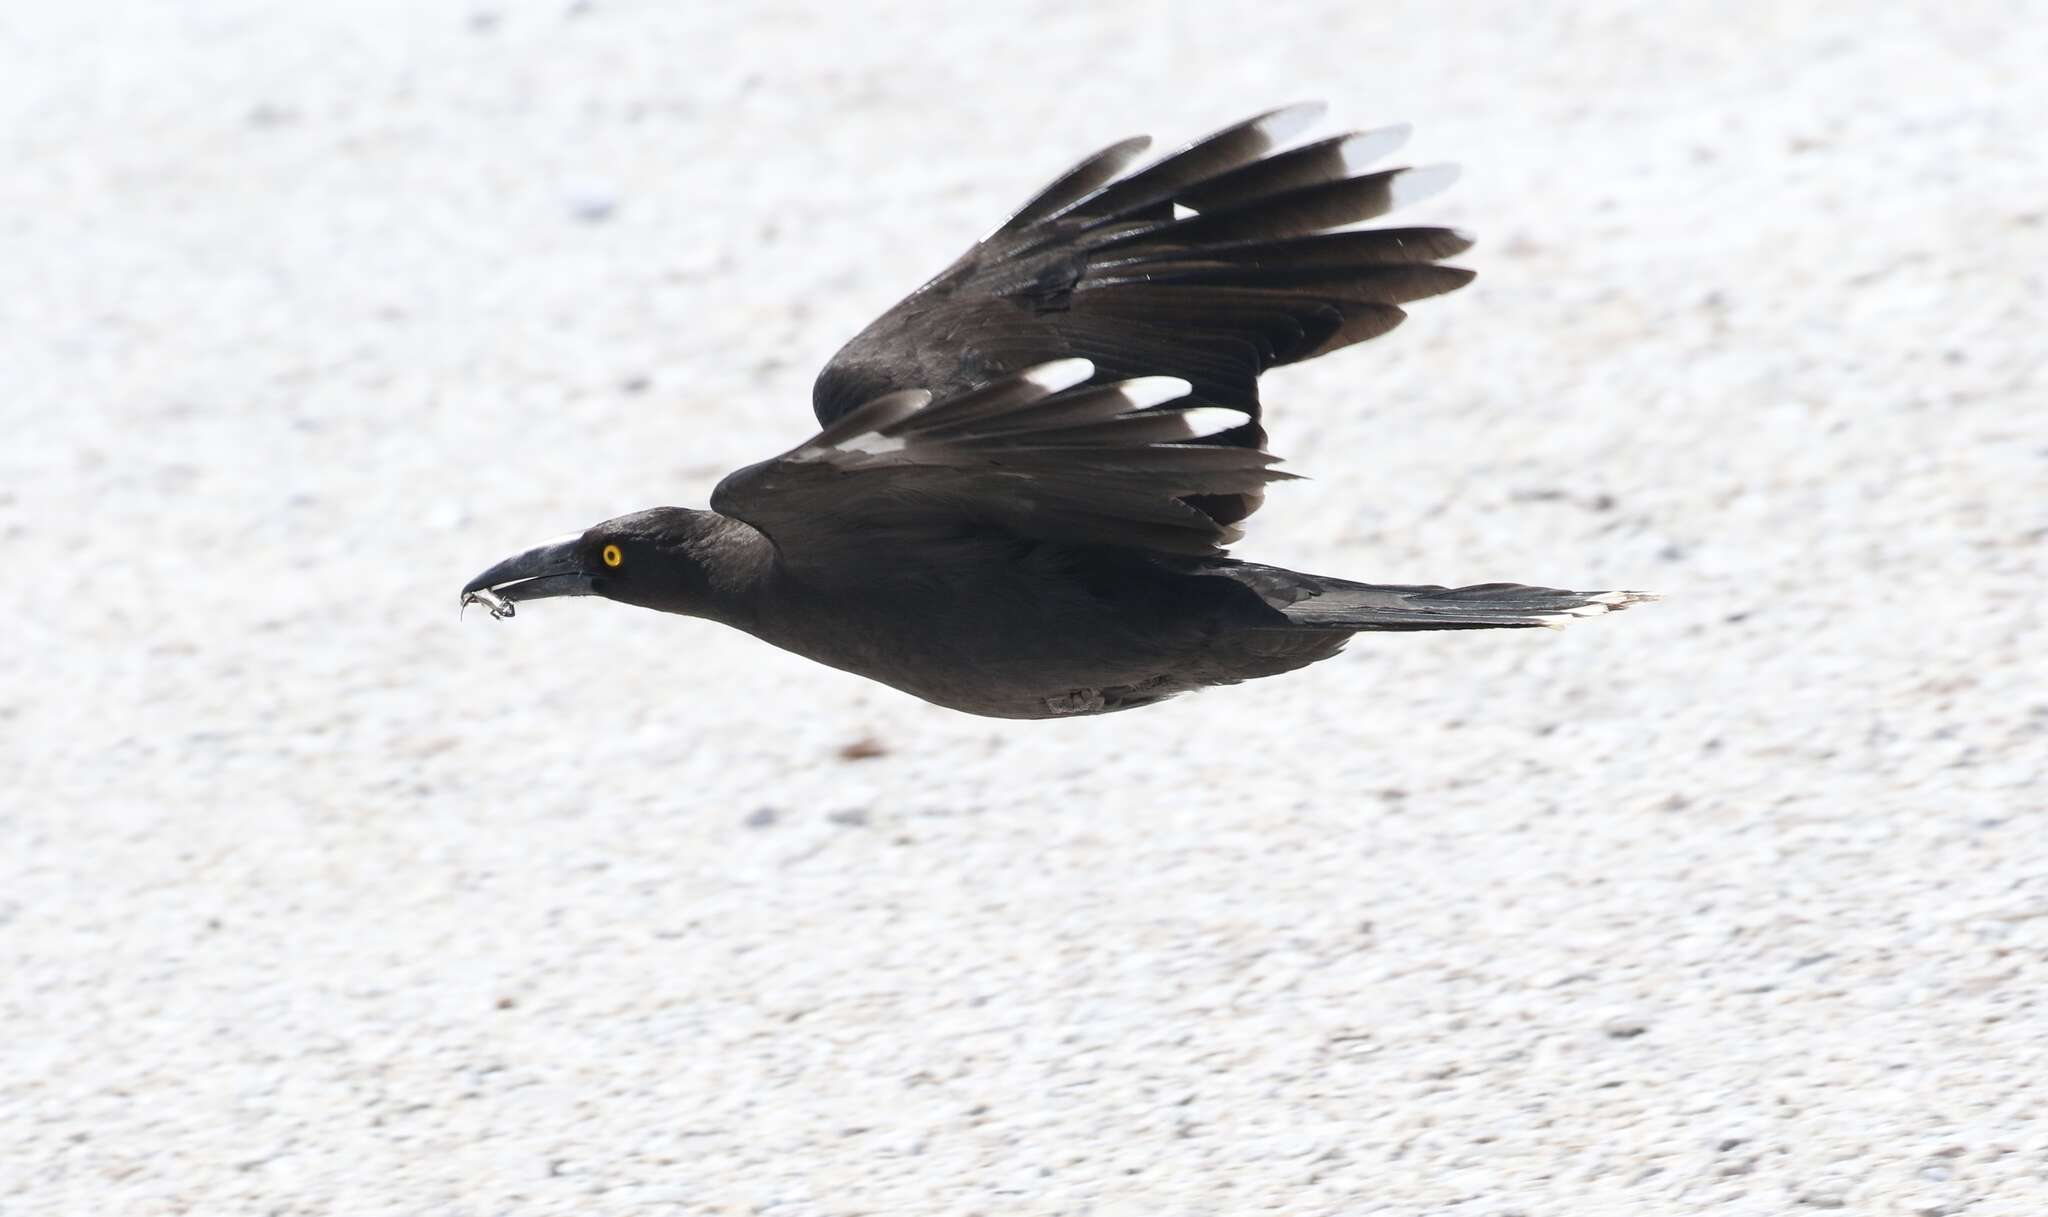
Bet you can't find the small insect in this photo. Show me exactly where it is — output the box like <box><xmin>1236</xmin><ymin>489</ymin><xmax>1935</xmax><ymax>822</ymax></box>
<box><xmin>461</xmin><ymin>587</ymin><xmax>516</xmax><ymax>620</ymax></box>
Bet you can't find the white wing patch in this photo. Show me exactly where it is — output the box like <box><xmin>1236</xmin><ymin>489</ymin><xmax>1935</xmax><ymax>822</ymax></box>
<box><xmin>1020</xmin><ymin>358</ymin><xmax>1097</xmax><ymax>396</ymax></box>
<box><xmin>1336</xmin><ymin>124</ymin><xmax>1412</xmax><ymax>174</ymax></box>
<box><xmin>1167</xmin><ymin>406</ymin><xmax>1253</xmax><ymax>439</ymax></box>
<box><xmin>807</xmin><ymin>364</ymin><xmax>1248</xmax><ymax>458</ymax></box>
<box><xmin>1111</xmin><ymin>376</ymin><xmax>1193</xmax><ymax>411</ymax></box>
<box><xmin>834</xmin><ymin>432</ymin><xmax>909</xmax><ymax>455</ymax></box>
<box><xmin>1387</xmin><ymin>164</ymin><xmax>1460</xmax><ymax>211</ymax></box>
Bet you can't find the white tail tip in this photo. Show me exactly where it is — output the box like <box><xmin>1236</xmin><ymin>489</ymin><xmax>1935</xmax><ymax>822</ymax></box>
<box><xmin>1565</xmin><ymin>590</ymin><xmax>1661</xmax><ymax>617</ymax></box>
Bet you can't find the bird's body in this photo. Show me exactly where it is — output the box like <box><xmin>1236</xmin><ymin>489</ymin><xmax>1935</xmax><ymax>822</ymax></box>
<box><xmin>738</xmin><ymin>532</ymin><xmax>1350</xmax><ymax>719</ymax></box>
<box><xmin>463</xmin><ymin>104</ymin><xmax>1650</xmax><ymax>717</ymax></box>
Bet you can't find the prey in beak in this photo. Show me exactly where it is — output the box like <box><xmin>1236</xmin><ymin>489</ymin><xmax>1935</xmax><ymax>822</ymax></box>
<box><xmin>460</xmin><ymin>533</ymin><xmax>595</xmax><ymax>619</ymax></box>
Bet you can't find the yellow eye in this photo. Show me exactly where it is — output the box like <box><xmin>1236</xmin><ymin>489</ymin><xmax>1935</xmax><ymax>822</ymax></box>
<box><xmin>601</xmin><ymin>543</ymin><xmax>623</xmax><ymax>568</ymax></box>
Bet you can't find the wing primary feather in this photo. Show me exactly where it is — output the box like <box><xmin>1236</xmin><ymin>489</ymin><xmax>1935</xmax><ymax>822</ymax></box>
<box><xmin>1087</xmin><ymin>164</ymin><xmax>1459</xmax><ymax>252</ymax></box>
<box><xmin>1043</xmin><ymin>101</ymin><xmax>1328</xmax><ymax>228</ymax></box>
<box><xmin>906</xmin><ymin>377</ymin><xmax>1192</xmax><ymax>440</ymax></box>
<box><xmin>986</xmin><ymin>137</ymin><xmax>1155</xmax><ymax>239</ymax></box>
<box><xmin>1175</xmin><ymin>125</ymin><xmax>1411</xmax><ymax>213</ymax></box>
<box><xmin>949</xmin><ymin>406</ymin><xmax>1254</xmax><ymax>449</ymax></box>
<box><xmin>1080</xmin><ymin>263</ymin><xmax>1475</xmax><ymax>305</ymax></box>
<box><xmin>808</xmin><ymin>389</ymin><xmax>931</xmax><ymax>450</ymax></box>
<box><xmin>1294</xmin><ymin>303</ymin><xmax>1410</xmax><ymax>361</ymax></box>
<box><xmin>882</xmin><ymin>358</ymin><xmax>1096</xmax><ymax>436</ymax></box>
<box><xmin>1087</xmin><ymin>227</ymin><xmax>1475</xmax><ymax>274</ymax></box>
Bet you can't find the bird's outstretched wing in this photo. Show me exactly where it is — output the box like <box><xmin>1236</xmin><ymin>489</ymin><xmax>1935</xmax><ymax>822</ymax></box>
<box><xmin>713</xmin><ymin>360</ymin><xmax>1293</xmax><ymax>563</ymax></box>
<box><xmin>810</xmin><ymin>101</ymin><xmax>1474</xmax><ymax>527</ymax></box>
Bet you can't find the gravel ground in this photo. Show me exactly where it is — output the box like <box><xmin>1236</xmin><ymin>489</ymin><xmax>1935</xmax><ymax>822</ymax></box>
<box><xmin>5</xmin><ymin>2</ymin><xmax>2044</xmax><ymax>1214</ymax></box>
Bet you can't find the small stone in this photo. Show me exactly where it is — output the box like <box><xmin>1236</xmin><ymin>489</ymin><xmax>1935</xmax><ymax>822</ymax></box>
<box><xmin>1602</xmin><ymin>1012</ymin><xmax>1649</xmax><ymax>1039</ymax></box>
<box><xmin>837</xmin><ymin>736</ymin><xmax>888</xmax><ymax>761</ymax></box>
<box><xmin>744</xmin><ymin>807</ymin><xmax>779</xmax><ymax>829</ymax></box>
<box><xmin>246</xmin><ymin>103</ymin><xmax>298</xmax><ymax>129</ymax></box>
<box><xmin>566</xmin><ymin>187</ymin><xmax>618</xmax><ymax>224</ymax></box>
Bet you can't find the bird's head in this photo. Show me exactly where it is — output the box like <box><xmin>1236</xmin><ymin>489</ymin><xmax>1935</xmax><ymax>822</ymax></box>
<box><xmin>461</xmin><ymin>507</ymin><xmax>745</xmax><ymax>619</ymax></box>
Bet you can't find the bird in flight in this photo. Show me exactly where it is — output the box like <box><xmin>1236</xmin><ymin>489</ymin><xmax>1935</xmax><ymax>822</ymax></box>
<box><xmin>463</xmin><ymin>103</ymin><xmax>1650</xmax><ymax>719</ymax></box>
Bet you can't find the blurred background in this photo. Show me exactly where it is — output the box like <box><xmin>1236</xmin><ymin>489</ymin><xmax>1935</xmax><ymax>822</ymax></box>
<box><xmin>4</xmin><ymin>2</ymin><xmax>2042</xmax><ymax>1213</ymax></box>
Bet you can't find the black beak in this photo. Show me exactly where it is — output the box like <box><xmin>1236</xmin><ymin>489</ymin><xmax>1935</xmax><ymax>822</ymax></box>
<box><xmin>461</xmin><ymin>533</ymin><xmax>594</xmax><ymax>619</ymax></box>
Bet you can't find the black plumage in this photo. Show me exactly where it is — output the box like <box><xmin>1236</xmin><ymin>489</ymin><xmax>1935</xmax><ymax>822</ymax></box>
<box><xmin>462</xmin><ymin>104</ymin><xmax>1651</xmax><ymax>719</ymax></box>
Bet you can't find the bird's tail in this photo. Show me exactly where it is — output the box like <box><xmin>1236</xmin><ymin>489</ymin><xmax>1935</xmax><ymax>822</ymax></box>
<box><xmin>1232</xmin><ymin>568</ymin><xmax>1657</xmax><ymax>632</ymax></box>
